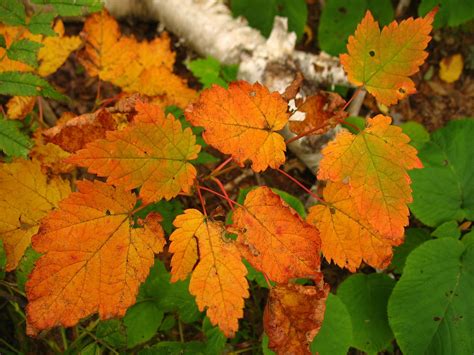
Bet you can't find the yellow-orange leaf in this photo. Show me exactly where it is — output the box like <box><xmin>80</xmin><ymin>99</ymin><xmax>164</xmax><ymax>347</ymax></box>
<box><xmin>26</xmin><ymin>180</ymin><xmax>164</xmax><ymax>335</ymax></box>
<box><xmin>29</xmin><ymin>142</ymin><xmax>73</xmax><ymax>175</ymax></box>
<box><xmin>37</xmin><ymin>20</ymin><xmax>82</xmax><ymax>77</ymax></box>
<box><xmin>340</xmin><ymin>9</ymin><xmax>436</xmax><ymax>106</ymax></box>
<box><xmin>318</xmin><ymin>115</ymin><xmax>421</xmax><ymax>238</ymax></box>
<box><xmin>78</xmin><ymin>10</ymin><xmax>196</xmax><ymax>108</ymax></box>
<box><xmin>230</xmin><ymin>187</ymin><xmax>321</xmax><ymax>283</ymax></box>
<box><xmin>6</xmin><ymin>96</ymin><xmax>36</xmax><ymax>120</ymax></box>
<box><xmin>170</xmin><ymin>209</ymin><xmax>249</xmax><ymax>337</ymax></box>
<box><xmin>185</xmin><ymin>81</ymin><xmax>289</xmax><ymax>172</ymax></box>
<box><xmin>264</xmin><ymin>280</ymin><xmax>329</xmax><ymax>355</ymax></box>
<box><xmin>0</xmin><ymin>160</ymin><xmax>70</xmax><ymax>271</ymax></box>
<box><xmin>68</xmin><ymin>102</ymin><xmax>200</xmax><ymax>203</ymax></box>
<box><xmin>307</xmin><ymin>182</ymin><xmax>399</xmax><ymax>271</ymax></box>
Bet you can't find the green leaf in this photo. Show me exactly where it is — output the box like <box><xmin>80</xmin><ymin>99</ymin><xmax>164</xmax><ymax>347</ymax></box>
<box><xmin>138</xmin><ymin>260</ymin><xmax>201</xmax><ymax>324</ymax></box>
<box><xmin>337</xmin><ymin>273</ymin><xmax>395</xmax><ymax>353</ymax></box>
<box><xmin>401</xmin><ymin>121</ymin><xmax>430</xmax><ymax>150</ymax></box>
<box><xmin>15</xmin><ymin>247</ymin><xmax>40</xmax><ymax>292</ymax></box>
<box><xmin>318</xmin><ymin>0</ymin><xmax>393</xmax><ymax>56</ymax></box>
<box><xmin>342</xmin><ymin>116</ymin><xmax>365</xmax><ymax>134</ymax></box>
<box><xmin>231</xmin><ymin>0</ymin><xmax>278</xmax><ymax>38</ymax></box>
<box><xmin>244</xmin><ymin>259</ymin><xmax>274</xmax><ymax>289</ymax></box>
<box><xmin>30</xmin><ymin>0</ymin><xmax>102</xmax><ymax>16</ymax></box>
<box><xmin>28</xmin><ymin>12</ymin><xmax>56</xmax><ymax>36</ymax></box>
<box><xmin>390</xmin><ymin>228</ymin><xmax>431</xmax><ymax>274</ymax></box>
<box><xmin>159</xmin><ymin>315</ymin><xmax>176</xmax><ymax>331</ymax></box>
<box><xmin>0</xmin><ymin>118</ymin><xmax>33</xmax><ymax>157</ymax></box>
<box><xmin>0</xmin><ymin>240</ymin><xmax>6</xmax><ymax>280</ymax></box>
<box><xmin>0</xmin><ymin>35</ymin><xmax>6</xmax><ymax>48</ymax></box>
<box><xmin>78</xmin><ymin>343</ymin><xmax>101</xmax><ymax>355</ymax></box>
<box><xmin>262</xmin><ymin>333</ymin><xmax>276</xmax><ymax>355</ymax></box>
<box><xmin>310</xmin><ymin>293</ymin><xmax>353</xmax><ymax>355</ymax></box>
<box><xmin>192</xmin><ymin>151</ymin><xmax>220</xmax><ymax>165</ymax></box>
<box><xmin>96</xmin><ymin>319</ymin><xmax>127</xmax><ymax>348</ymax></box>
<box><xmin>388</xmin><ymin>238</ymin><xmax>474</xmax><ymax>354</ymax></box>
<box><xmin>276</xmin><ymin>0</ymin><xmax>308</xmax><ymax>40</ymax></box>
<box><xmin>0</xmin><ymin>71</ymin><xmax>66</xmax><ymax>100</ymax></box>
<box><xmin>432</xmin><ymin>220</ymin><xmax>461</xmax><ymax>239</ymax></box>
<box><xmin>202</xmin><ymin>317</ymin><xmax>226</xmax><ymax>354</ymax></box>
<box><xmin>0</xmin><ymin>0</ymin><xmax>26</xmax><ymax>26</ymax></box>
<box><xmin>124</xmin><ymin>302</ymin><xmax>164</xmax><ymax>348</ymax></box>
<box><xmin>419</xmin><ymin>0</ymin><xmax>474</xmax><ymax>27</ymax></box>
<box><xmin>410</xmin><ymin>119</ymin><xmax>474</xmax><ymax>227</ymax></box>
<box><xmin>188</xmin><ymin>57</ymin><xmax>227</xmax><ymax>88</ymax></box>
<box><xmin>6</xmin><ymin>39</ymin><xmax>43</xmax><ymax>68</ymax></box>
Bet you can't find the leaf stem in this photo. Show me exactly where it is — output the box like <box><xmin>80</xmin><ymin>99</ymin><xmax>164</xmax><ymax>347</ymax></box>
<box><xmin>196</xmin><ymin>183</ymin><xmax>208</xmax><ymax>216</ymax></box>
<box><xmin>210</xmin><ymin>176</ymin><xmax>234</xmax><ymax>210</ymax></box>
<box><xmin>178</xmin><ymin>316</ymin><xmax>185</xmax><ymax>343</ymax></box>
<box><xmin>210</xmin><ymin>156</ymin><xmax>233</xmax><ymax>177</ymax></box>
<box><xmin>198</xmin><ymin>185</ymin><xmax>243</xmax><ymax>208</ymax></box>
<box><xmin>275</xmin><ymin>168</ymin><xmax>325</xmax><ymax>204</ymax></box>
<box><xmin>60</xmin><ymin>328</ymin><xmax>68</xmax><ymax>351</ymax></box>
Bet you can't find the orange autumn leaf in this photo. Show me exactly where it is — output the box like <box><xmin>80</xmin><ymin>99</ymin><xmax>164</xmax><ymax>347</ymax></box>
<box><xmin>68</xmin><ymin>102</ymin><xmax>200</xmax><ymax>203</ymax></box>
<box><xmin>78</xmin><ymin>10</ymin><xmax>196</xmax><ymax>108</ymax></box>
<box><xmin>318</xmin><ymin>115</ymin><xmax>422</xmax><ymax>239</ymax></box>
<box><xmin>289</xmin><ymin>91</ymin><xmax>347</xmax><ymax>136</ymax></box>
<box><xmin>26</xmin><ymin>180</ymin><xmax>164</xmax><ymax>335</ymax></box>
<box><xmin>230</xmin><ymin>187</ymin><xmax>321</xmax><ymax>283</ymax></box>
<box><xmin>0</xmin><ymin>160</ymin><xmax>70</xmax><ymax>271</ymax></box>
<box><xmin>29</xmin><ymin>142</ymin><xmax>73</xmax><ymax>175</ymax></box>
<box><xmin>307</xmin><ymin>182</ymin><xmax>399</xmax><ymax>271</ymax></box>
<box><xmin>6</xmin><ymin>96</ymin><xmax>36</xmax><ymax>120</ymax></box>
<box><xmin>264</xmin><ymin>280</ymin><xmax>330</xmax><ymax>355</ymax></box>
<box><xmin>170</xmin><ymin>209</ymin><xmax>249</xmax><ymax>337</ymax></box>
<box><xmin>185</xmin><ymin>81</ymin><xmax>289</xmax><ymax>172</ymax></box>
<box><xmin>340</xmin><ymin>9</ymin><xmax>436</xmax><ymax>106</ymax></box>
<box><xmin>42</xmin><ymin>108</ymin><xmax>118</xmax><ymax>153</ymax></box>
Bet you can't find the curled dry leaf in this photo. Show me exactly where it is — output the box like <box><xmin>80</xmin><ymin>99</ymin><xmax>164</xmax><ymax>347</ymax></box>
<box><xmin>289</xmin><ymin>91</ymin><xmax>347</xmax><ymax>136</ymax></box>
<box><xmin>185</xmin><ymin>81</ymin><xmax>289</xmax><ymax>172</ymax></box>
<box><xmin>230</xmin><ymin>187</ymin><xmax>321</xmax><ymax>283</ymax></box>
<box><xmin>308</xmin><ymin>182</ymin><xmax>398</xmax><ymax>271</ymax></box>
<box><xmin>264</xmin><ymin>280</ymin><xmax>330</xmax><ymax>355</ymax></box>
<box><xmin>26</xmin><ymin>180</ymin><xmax>164</xmax><ymax>335</ymax></box>
<box><xmin>0</xmin><ymin>160</ymin><xmax>71</xmax><ymax>271</ymax></box>
<box><xmin>318</xmin><ymin>115</ymin><xmax>422</xmax><ymax>239</ymax></box>
<box><xmin>170</xmin><ymin>209</ymin><xmax>249</xmax><ymax>337</ymax></box>
<box><xmin>67</xmin><ymin>102</ymin><xmax>200</xmax><ymax>203</ymax></box>
<box><xmin>340</xmin><ymin>9</ymin><xmax>436</xmax><ymax>106</ymax></box>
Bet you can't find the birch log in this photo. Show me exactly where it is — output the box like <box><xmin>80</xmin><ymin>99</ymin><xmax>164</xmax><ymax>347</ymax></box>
<box><xmin>105</xmin><ymin>0</ymin><xmax>351</xmax><ymax>173</ymax></box>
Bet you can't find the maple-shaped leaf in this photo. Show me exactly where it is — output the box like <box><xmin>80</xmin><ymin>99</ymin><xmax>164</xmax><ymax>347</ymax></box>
<box><xmin>264</xmin><ymin>280</ymin><xmax>330</xmax><ymax>355</ymax></box>
<box><xmin>289</xmin><ymin>91</ymin><xmax>347</xmax><ymax>136</ymax></box>
<box><xmin>185</xmin><ymin>81</ymin><xmax>289</xmax><ymax>172</ymax></box>
<box><xmin>170</xmin><ymin>209</ymin><xmax>249</xmax><ymax>337</ymax></box>
<box><xmin>68</xmin><ymin>102</ymin><xmax>200</xmax><ymax>203</ymax></box>
<box><xmin>230</xmin><ymin>187</ymin><xmax>321</xmax><ymax>283</ymax></box>
<box><xmin>6</xmin><ymin>96</ymin><xmax>36</xmax><ymax>119</ymax></box>
<box><xmin>340</xmin><ymin>9</ymin><xmax>436</xmax><ymax>106</ymax></box>
<box><xmin>318</xmin><ymin>115</ymin><xmax>422</xmax><ymax>238</ymax></box>
<box><xmin>43</xmin><ymin>108</ymin><xmax>118</xmax><ymax>153</ymax></box>
<box><xmin>78</xmin><ymin>10</ymin><xmax>197</xmax><ymax>108</ymax></box>
<box><xmin>37</xmin><ymin>20</ymin><xmax>82</xmax><ymax>77</ymax></box>
<box><xmin>307</xmin><ymin>182</ymin><xmax>400</xmax><ymax>271</ymax></box>
<box><xmin>0</xmin><ymin>160</ymin><xmax>70</xmax><ymax>271</ymax></box>
<box><xmin>29</xmin><ymin>142</ymin><xmax>73</xmax><ymax>175</ymax></box>
<box><xmin>26</xmin><ymin>180</ymin><xmax>164</xmax><ymax>335</ymax></box>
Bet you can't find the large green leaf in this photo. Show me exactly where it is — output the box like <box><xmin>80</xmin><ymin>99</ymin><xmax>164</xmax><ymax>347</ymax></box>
<box><xmin>310</xmin><ymin>293</ymin><xmax>353</xmax><ymax>355</ymax></box>
<box><xmin>390</xmin><ymin>228</ymin><xmax>431</xmax><ymax>274</ymax></box>
<box><xmin>0</xmin><ymin>0</ymin><xmax>26</xmax><ymax>26</ymax></box>
<box><xmin>0</xmin><ymin>118</ymin><xmax>33</xmax><ymax>157</ymax></box>
<box><xmin>388</xmin><ymin>238</ymin><xmax>474</xmax><ymax>354</ymax></box>
<box><xmin>318</xmin><ymin>0</ymin><xmax>393</xmax><ymax>56</ymax></box>
<box><xmin>410</xmin><ymin>119</ymin><xmax>474</xmax><ymax>226</ymax></box>
<box><xmin>124</xmin><ymin>302</ymin><xmax>164</xmax><ymax>348</ymax></box>
<box><xmin>15</xmin><ymin>247</ymin><xmax>40</xmax><ymax>292</ymax></box>
<box><xmin>28</xmin><ymin>12</ymin><xmax>56</xmax><ymax>36</ymax></box>
<box><xmin>0</xmin><ymin>71</ymin><xmax>66</xmax><ymax>100</ymax></box>
<box><xmin>401</xmin><ymin>121</ymin><xmax>430</xmax><ymax>150</ymax></box>
<box><xmin>30</xmin><ymin>0</ymin><xmax>102</xmax><ymax>16</ymax></box>
<box><xmin>6</xmin><ymin>39</ymin><xmax>43</xmax><ymax>68</ymax></box>
<box><xmin>419</xmin><ymin>0</ymin><xmax>474</xmax><ymax>27</ymax></box>
<box><xmin>187</xmin><ymin>56</ymin><xmax>238</xmax><ymax>89</ymax></box>
<box><xmin>337</xmin><ymin>273</ymin><xmax>395</xmax><ymax>353</ymax></box>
